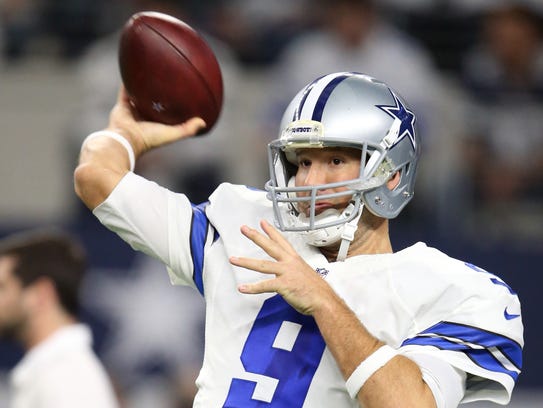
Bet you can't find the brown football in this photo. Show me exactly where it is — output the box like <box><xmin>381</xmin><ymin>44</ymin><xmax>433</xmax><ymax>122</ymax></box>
<box><xmin>118</xmin><ymin>11</ymin><xmax>223</xmax><ymax>132</ymax></box>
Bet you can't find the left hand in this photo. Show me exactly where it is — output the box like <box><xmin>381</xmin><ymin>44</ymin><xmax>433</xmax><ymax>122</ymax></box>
<box><xmin>230</xmin><ymin>220</ymin><xmax>336</xmax><ymax>315</ymax></box>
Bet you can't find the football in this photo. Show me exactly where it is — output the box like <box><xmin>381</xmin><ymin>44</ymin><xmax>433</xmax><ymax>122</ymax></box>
<box><xmin>118</xmin><ymin>11</ymin><xmax>223</xmax><ymax>132</ymax></box>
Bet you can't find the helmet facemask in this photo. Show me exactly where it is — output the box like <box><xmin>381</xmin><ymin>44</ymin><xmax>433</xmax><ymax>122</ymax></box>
<box><xmin>265</xmin><ymin>133</ymin><xmax>395</xmax><ymax>258</ymax></box>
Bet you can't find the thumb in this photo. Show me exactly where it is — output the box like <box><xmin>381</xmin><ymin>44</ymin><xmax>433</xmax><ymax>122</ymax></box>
<box><xmin>177</xmin><ymin>117</ymin><xmax>207</xmax><ymax>137</ymax></box>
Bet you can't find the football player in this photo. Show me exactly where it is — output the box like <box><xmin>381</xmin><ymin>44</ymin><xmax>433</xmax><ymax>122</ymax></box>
<box><xmin>74</xmin><ymin>72</ymin><xmax>523</xmax><ymax>407</ymax></box>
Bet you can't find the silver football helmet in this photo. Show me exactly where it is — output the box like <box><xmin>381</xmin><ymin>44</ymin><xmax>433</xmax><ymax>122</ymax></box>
<box><xmin>265</xmin><ymin>72</ymin><xmax>420</xmax><ymax>258</ymax></box>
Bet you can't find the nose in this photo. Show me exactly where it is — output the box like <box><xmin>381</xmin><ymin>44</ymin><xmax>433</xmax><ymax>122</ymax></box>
<box><xmin>302</xmin><ymin>163</ymin><xmax>327</xmax><ymax>187</ymax></box>
<box><xmin>300</xmin><ymin>164</ymin><xmax>335</xmax><ymax>197</ymax></box>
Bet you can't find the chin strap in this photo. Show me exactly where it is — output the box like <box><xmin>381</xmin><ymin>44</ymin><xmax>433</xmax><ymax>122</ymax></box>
<box><xmin>336</xmin><ymin>204</ymin><xmax>364</xmax><ymax>262</ymax></box>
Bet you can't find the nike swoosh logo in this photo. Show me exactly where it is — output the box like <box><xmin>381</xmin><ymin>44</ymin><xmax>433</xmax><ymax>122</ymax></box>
<box><xmin>504</xmin><ymin>307</ymin><xmax>520</xmax><ymax>320</ymax></box>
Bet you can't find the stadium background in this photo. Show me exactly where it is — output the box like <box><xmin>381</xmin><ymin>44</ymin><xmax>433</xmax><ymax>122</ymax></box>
<box><xmin>0</xmin><ymin>0</ymin><xmax>541</xmax><ymax>406</ymax></box>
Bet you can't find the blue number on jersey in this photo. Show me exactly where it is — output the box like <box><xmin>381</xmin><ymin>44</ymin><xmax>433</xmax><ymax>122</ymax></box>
<box><xmin>465</xmin><ymin>262</ymin><xmax>516</xmax><ymax>295</ymax></box>
<box><xmin>223</xmin><ymin>294</ymin><xmax>326</xmax><ymax>407</ymax></box>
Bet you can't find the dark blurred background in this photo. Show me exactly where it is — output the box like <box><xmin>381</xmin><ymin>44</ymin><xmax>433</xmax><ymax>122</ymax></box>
<box><xmin>0</xmin><ymin>0</ymin><xmax>542</xmax><ymax>406</ymax></box>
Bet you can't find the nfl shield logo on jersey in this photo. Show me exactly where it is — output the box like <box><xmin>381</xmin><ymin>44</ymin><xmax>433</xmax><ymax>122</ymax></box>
<box><xmin>315</xmin><ymin>267</ymin><xmax>329</xmax><ymax>278</ymax></box>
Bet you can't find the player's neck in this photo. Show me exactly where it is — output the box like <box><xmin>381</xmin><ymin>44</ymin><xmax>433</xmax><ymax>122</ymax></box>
<box><xmin>320</xmin><ymin>217</ymin><xmax>392</xmax><ymax>262</ymax></box>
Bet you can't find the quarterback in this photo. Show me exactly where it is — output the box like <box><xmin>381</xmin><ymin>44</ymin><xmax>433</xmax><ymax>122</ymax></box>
<box><xmin>74</xmin><ymin>72</ymin><xmax>523</xmax><ymax>407</ymax></box>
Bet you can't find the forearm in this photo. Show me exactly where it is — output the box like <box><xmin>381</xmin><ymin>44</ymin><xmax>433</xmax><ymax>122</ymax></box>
<box><xmin>231</xmin><ymin>221</ymin><xmax>437</xmax><ymax>406</ymax></box>
<box><xmin>313</xmin><ymin>294</ymin><xmax>436</xmax><ymax>408</ymax></box>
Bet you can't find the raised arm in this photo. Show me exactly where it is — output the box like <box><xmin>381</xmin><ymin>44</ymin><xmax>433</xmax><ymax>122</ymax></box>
<box><xmin>74</xmin><ymin>87</ymin><xmax>206</xmax><ymax>210</ymax></box>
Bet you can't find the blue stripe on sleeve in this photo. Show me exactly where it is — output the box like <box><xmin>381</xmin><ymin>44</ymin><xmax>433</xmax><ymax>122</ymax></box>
<box><xmin>190</xmin><ymin>202</ymin><xmax>211</xmax><ymax>295</ymax></box>
<box><xmin>401</xmin><ymin>321</ymin><xmax>522</xmax><ymax>380</ymax></box>
<box><xmin>465</xmin><ymin>348</ymin><xmax>520</xmax><ymax>380</ymax></box>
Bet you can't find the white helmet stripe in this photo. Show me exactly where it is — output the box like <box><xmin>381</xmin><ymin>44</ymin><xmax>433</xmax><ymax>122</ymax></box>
<box><xmin>311</xmin><ymin>73</ymin><xmax>354</xmax><ymax>121</ymax></box>
<box><xmin>294</xmin><ymin>72</ymin><xmax>355</xmax><ymax>121</ymax></box>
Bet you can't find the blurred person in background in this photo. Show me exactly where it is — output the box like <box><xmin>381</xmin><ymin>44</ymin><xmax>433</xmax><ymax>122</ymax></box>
<box><xmin>268</xmin><ymin>0</ymin><xmax>443</xmax><ymax>116</ymax></box>
<box><xmin>460</xmin><ymin>2</ymin><xmax>543</xmax><ymax>246</ymax></box>
<box><xmin>0</xmin><ymin>0</ymin><xmax>36</xmax><ymax>61</ymax></box>
<box><xmin>1</xmin><ymin>0</ymin><xmax>110</xmax><ymax>61</ymax></box>
<box><xmin>206</xmin><ymin>0</ymin><xmax>313</xmax><ymax>65</ymax></box>
<box><xmin>0</xmin><ymin>229</ymin><xmax>119</xmax><ymax>408</ymax></box>
<box><xmin>265</xmin><ymin>0</ymin><xmax>465</xmax><ymax>234</ymax></box>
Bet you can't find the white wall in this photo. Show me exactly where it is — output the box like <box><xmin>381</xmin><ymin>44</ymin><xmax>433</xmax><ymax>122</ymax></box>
<box><xmin>0</xmin><ymin>58</ymin><xmax>83</xmax><ymax>224</ymax></box>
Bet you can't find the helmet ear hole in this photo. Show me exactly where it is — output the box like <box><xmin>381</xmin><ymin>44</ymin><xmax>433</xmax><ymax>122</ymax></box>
<box><xmin>386</xmin><ymin>171</ymin><xmax>401</xmax><ymax>191</ymax></box>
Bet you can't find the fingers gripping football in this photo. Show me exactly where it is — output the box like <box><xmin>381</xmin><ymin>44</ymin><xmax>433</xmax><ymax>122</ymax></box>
<box><xmin>231</xmin><ymin>220</ymin><xmax>335</xmax><ymax>316</ymax></box>
<box><xmin>108</xmin><ymin>87</ymin><xmax>206</xmax><ymax>156</ymax></box>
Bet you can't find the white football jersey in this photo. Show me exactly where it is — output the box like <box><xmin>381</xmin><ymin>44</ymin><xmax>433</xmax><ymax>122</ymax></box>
<box><xmin>94</xmin><ymin>173</ymin><xmax>523</xmax><ymax>407</ymax></box>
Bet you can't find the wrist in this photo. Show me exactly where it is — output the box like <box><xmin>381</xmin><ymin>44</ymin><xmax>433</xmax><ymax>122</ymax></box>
<box><xmin>309</xmin><ymin>281</ymin><xmax>343</xmax><ymax>318</ymax></box>
<box><xmin>108</xmin><ymin>127</ymin><xmax>147</xmax><ymax>156</ymax></box>
<box><xmin>345</xmin><ymin>344</ymin><xmax>398</xmax><ymax>399</ymax></box>
<box><xmin>84</xmin><ymin>130</ymin><xmax>136</xmax><ymax>172</ymax></box>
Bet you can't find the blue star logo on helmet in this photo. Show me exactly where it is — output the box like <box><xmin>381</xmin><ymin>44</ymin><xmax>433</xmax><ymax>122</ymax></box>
<box><xmin>376</xmin><ymin>91</ymin><xmax>416</xmax><ymax>149</ymax></box>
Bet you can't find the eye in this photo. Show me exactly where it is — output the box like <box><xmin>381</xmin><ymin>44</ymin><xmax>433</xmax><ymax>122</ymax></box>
<box><xmin>298</xmin><ymin>158</ymin><xmax>311</xmax><ymax>167</ymax></box>
<box><xmin>331</xmin><ymin>158</ymin><xmax>344</xmax><ymax>165</ymax></box>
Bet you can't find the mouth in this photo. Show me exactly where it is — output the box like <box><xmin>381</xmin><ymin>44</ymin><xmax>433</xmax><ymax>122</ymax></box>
<box><xmin>297</xmin><ymin>201</ymin><xmax>335</xmax><ymax>216</ymax></box>
<box><xmin>314</xmin><ymin>202</ymin><xmax>334</xmax><ymax>213</ymax></box>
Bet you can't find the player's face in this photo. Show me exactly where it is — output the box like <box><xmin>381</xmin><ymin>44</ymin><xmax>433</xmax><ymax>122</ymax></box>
<box><xmin>294</xmin><ymin>147</ymin><xmax>361</xmax><ymax>215</ymax></box>
<box><xmin>0</xmin><ymin>256</ymin><xmax>27</xmax><ymax>340</ymax></box>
